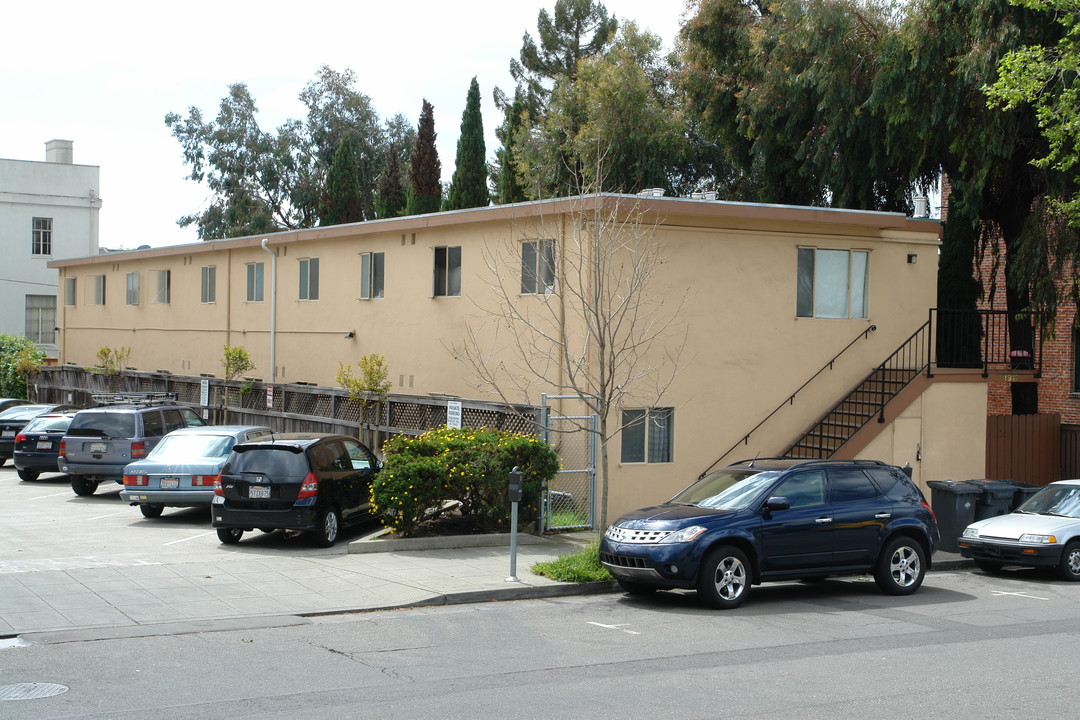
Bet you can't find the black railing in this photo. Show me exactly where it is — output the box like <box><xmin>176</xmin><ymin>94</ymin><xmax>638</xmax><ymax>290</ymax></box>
<box><xmin>931</xmin><ymin>308</ymin><xmax>1043</xmax><ymax>378</ymax></box>
<box><xmin>698</xmin><ymin>325</ymin><xmax>877</xmax><ymax>478</ymax></box>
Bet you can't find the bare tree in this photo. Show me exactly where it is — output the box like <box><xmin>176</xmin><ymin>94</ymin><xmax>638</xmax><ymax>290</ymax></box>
<box><xmin>451</xmin><ymin>187</ymin><xmax>688</xmax><ymax>528</ymax></box>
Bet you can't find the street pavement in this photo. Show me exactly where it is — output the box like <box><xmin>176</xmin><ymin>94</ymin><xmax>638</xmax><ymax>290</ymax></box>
<box><xmin>0</xmin><ymin>520</ymin><xmax>972</xmax><ymax>644</ymax></box>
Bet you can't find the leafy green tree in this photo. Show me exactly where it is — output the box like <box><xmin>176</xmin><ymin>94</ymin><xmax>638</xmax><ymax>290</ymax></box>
<box><xmin>445</xmin><ymin>78</ymin><xmax>490</xmax><ymax>210</ymax></box>
<box><xmin>337</xmin><ymin>353</ymin><xmax>392</xmax><ymax>448</ymax></box>
<box><xmin>322</xmin><ymin>138</ymin><xmax>363</xmax><ymax>225</ymax></box>
<box><xmin>0</xmin><ymin>334</ymin><xmax>44</xmax><ymax>399</ymax></box>
<box><xmin>375</xmin><ymin>142</ymin><xmax>406</xmax><ymax>218</ymax></box>
<box><xmin>494</xmin><ymin>89</ymin><xmax>530</xmax><ymax>204</ymax></box>
<box><xmin>91</xmin><ymin>346</ymin><xmax>132</xmax><ymax>392</ymax></box>
<box><xmin>220</xmin><ymin>345</ymin><xmax>256</xmax><ymax>422</ymax></box>
<box><xmin>166</xmin><ymin>66</ymin><xmax>388</xmax><ymax>239</ymax></box>
<box><xmin>406</xmin><ymin>100</ymin><xmax>442</xmax><ymax>215</ymax></box>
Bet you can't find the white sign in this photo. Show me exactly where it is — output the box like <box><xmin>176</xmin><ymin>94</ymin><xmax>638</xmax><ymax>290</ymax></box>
<box><xmin>266</xmin><ymin>384</ymin><xmax>274</xmax><ymax>409</ymax></box>
<box><xmin>200</xmin><ymin>378</ymin><xmax>209</xmax><ymax>407</ymax></box>
<box><xmin>447</xmin><ymin>400</ymin><xmax>462</xmax><ymax>429</ymax></box>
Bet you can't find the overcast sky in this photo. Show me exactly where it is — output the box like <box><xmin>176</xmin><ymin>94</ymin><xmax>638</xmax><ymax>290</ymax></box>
<box><xmin>2</xmin><ymin>1</ymin><xmax>691</xmax><ymax>251</ymax></box>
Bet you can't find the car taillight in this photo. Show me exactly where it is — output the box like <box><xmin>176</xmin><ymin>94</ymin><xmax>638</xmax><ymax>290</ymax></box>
<box><xmin>213</xmin><ymin>476</ymin><xmax>224</xmax><ymax>497</ymax></box>
<box><xmin>59</xmin><ymin>439</ymin><xmax>66</xmax><ymax>456</ymax></box>
<box><xmin>131</xmin><ymin>441</ymin><xmax>146</xmax><ymax>459</ymax></box>
<box><xmin>123</xmin><ymin>475</ymin><xmax>148</xmax><ymax>486</ymax></box>
<box><xmin>922</xmin><ymin>500</ymin><xmax>937</xmax><ymax>522</ymax></box>
<box><xmin>14</xmin><ymin>434</ymin><xmax>26</xmax><ymax>443</ymax></box>
<box><xmin>192</xmin><ymin>475</ymin><xmax>217</xmax><ymax>486</ymax></box>
<box><xmin>297</xmin><ymin>472</ymin><xmax>319</xmax><ymax>498</ymax></box>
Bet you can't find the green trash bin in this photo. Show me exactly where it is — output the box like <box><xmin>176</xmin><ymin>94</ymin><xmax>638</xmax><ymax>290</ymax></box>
<box><xmin>967</xmin><ymin>479</ymin><xmax>1017</xmax><ymax>520</ymax></box>
<box><xmin>927</xmin><ymin>480</ymin><xmax>982</xmax><ymax>553</ymax></box>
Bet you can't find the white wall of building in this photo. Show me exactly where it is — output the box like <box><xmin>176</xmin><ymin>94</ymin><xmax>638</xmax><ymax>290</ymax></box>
<box><xmin>0</xmin><ymin>140</ymin><xmax>100</xmax><ymax>357</ymax></box>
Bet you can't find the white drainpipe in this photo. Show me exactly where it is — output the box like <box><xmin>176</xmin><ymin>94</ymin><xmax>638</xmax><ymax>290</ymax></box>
<box><xmin>260</xmin><ymin>239</ymin><xmax>277</xmax><ymax>385</ymax></box>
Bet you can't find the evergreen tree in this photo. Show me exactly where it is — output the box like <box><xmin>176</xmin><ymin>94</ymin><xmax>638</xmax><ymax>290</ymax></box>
<box><xmin>445</xmin><ymin>78</ymin><xmax>490</xmax><ymax>210</ymax></box>
<box><xmin>321</xmin><ymin>138</ymin><xmax>363</xmax><ymax>225</ymax></box>
<box><xmin>495</xmin><ymin>89</ymin><xmax>529</xmax><ymax>204</ymax></box>
<box><xmin>406</xmin><ymin>100</ymin><xmax>442</xmax><ymax>216</ymax></box>
<box><xmin>375</xmin><ymin>142</ymin><xmax>405</xmax><ymax>219</ymax></box>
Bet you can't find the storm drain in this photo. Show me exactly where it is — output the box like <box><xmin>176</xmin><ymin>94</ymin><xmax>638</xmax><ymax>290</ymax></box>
<box><xmin>0</xmin><ymin>683</ymin><xmax>69</xmax><ymax>701</ymax></box>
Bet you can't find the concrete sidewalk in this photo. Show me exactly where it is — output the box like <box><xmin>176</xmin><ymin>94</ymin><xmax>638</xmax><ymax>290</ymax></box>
<box><xmin>0</xmin><ymin>532</ymin><xmax>972</xmax><ymax>644</ymax></box>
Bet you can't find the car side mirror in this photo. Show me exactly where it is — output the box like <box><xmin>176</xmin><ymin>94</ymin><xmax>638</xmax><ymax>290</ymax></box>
<box><xmin>764</xmin><ymin>497</ymin><xmax>790</xmax><ymax>512</ymax></box>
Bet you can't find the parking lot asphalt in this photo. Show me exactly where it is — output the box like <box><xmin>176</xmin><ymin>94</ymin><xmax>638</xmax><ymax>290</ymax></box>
<box><xmin>0</xmin><ymin>465</ymin><xmax>973</xmax><ymax>644</ymax></box>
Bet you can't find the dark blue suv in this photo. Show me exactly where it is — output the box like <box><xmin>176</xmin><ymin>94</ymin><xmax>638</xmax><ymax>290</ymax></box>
<box><xmin>600</xmin><ymin>458</ymin><xmax>939</xmax><ymax>609</ymax></box>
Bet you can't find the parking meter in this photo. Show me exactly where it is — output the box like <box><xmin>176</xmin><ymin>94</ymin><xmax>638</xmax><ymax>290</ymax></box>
<box><xmin>507</xmin><ymin>466</ymin><xmax>523</xmax><ymax>582</ymax></box>
<box><xmin>508</xmin><ymin>466</ymin><xmax>523</xmax><ymax>503</ymax></box>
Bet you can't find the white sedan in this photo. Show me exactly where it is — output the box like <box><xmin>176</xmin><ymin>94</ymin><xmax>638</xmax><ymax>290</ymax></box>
<box><xmin>958</xmin><ymin>479</ymin><xmax>1080</xmax><ymax>580</ymax></box>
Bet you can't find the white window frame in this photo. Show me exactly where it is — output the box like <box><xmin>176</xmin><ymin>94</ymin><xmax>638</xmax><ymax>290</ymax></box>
<box><xmin>246</xmin><ymin>262</ymin><xmax>264</xmax><ymax>302</ymax></box>
<box><xmin>299</xmin><ymin>257</ymin><xmax>319</xmax><ymax>301</ymax></box>
<box><xmin>360</xmin><ymin>252</ymin><xmax>385</xmax><ymax>299</ymax></box>
<box><xmin>201</xmin><ymin>265</ymin><xmax>216</xmax><ymax>304</ymax></box>
<box><xmin>620</xmin><ymin>407</ymin><xmax>674</xmax><ymax>464</ymax></box>
<box><xmin>32</xmin><ymin>217</ymin><xmax>52</xmax><ymax>256</ymax></box>
<box><xmin>796</xmin><ymin>247</ymin><xmax>869</xmax><ymax>319</ymax></box>
<box><xmin>152</xmin><ymin>270</ymin><xmax>171</xmax><ymax>304</ymax></box>
<box><xmin>521</xmin><ymin>239</ymin><xmax>556</xmax><ymax>295</ymax></box>
<box><xmin>125</xmin><ymin>272</ymin><xmax>140</xmax><ymax>306</ymax></box>
<box><xmin>433</xmin><ymin>246</ymin><xmax>461</xmax><ymax>297</ymax></box>
<box><xmin>25</xmin><ymin>294</ymin><xmax>56</xmax><ymax>344</ymax></box>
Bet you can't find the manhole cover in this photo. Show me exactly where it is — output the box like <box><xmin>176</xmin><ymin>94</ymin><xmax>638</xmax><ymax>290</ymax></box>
<box><xmin>0</xmin><ymin>683</ymin><xmax>69</xmax><ymax>701</ymax></box>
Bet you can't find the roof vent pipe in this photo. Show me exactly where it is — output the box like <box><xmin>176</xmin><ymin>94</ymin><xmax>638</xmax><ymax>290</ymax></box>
<box><xmin>913</xmin><ymin>196</ymin><xmax>929</xmax><ymax>218</ymax></box>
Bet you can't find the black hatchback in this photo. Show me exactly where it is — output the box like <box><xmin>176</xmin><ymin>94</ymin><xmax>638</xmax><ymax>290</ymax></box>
<box><xmin>211</xmin><ymin>433</ymin><xmax>380</xmax><ymax>547</ymax></box>
<box><xmin>600</xmin><ymin>458</ymin><xmax>939</xmax><ymax>609</ymax></box>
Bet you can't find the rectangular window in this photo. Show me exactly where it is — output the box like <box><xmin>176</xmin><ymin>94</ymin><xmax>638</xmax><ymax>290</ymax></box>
<box><xmin>32</xmin><ymin>217</ymin><xmax>52</xmax><ymax>256</ymax></box>
<box><xmin>152</xmin><ymin>270</ymin><xmax>171</xmax><ymax>304</ymax></box>
<box><xmin>796</xmin><ymin>248</ymin><xmax>869</xmax><ymax>319</ymax></box>
<box><xmin>246</xmin><ymin>262</ymin><xmax>264</xmax><ymax>302</ymax></box>
<box><xmin>621</xmin><ymin>407</ymin><xmax>674</xmax><ymax>464</ymax></box>
<box><xmin>91</xmin><ymin>275</ymin><xmax>106</xmax><ymax>305</ymax></box>
<box><xmin>201</xmin><ymin>266</ymin><xmax>216</xmax><ymax>304</ymax></box>
<box><xmin>64</xmin><ymin>277</ymin><xmax>76</xmax><ymax>306</ymax></box>
<box><xmin>521</xmin><ymin>239</ymin><xmax>556</xmax><ymax>294</ymax></box>
<box><xmin>25</xmin><ymin>295</ymin><xmax>56</xmax><ymax>344</ymax></box>
<box><xmin>360</xmin><ymin>252</ymin><xmax>385</xmax><ymax>299</ymax></box>
<box><xmin>434</xmin><ymin>246</ymin><xmax>461</xmax><ymax>297</ymax></box>
<box><xmin>299</xmin><ymin>258</ymin><xmax>319</xmax><ymax>300</ymax></box>
<box><xmin>125</xmin><ymin>272</ymin><xmax>140</xmax><ymax>305</ymax></box>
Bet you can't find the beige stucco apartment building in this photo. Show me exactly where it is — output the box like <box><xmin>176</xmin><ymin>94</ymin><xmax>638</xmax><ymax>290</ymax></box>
<box><xmin>50</xmin><ymin>194</ymin><xmax>986</xmax><ymax>520</ymax></box>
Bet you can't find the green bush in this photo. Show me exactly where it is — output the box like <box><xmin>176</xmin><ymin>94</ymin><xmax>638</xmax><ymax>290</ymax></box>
<box><xmin>531</xmin><ymin>542</ymin><xmax>612</xmax><ymax>583</ymax></box>
<box><xmin>374</xmin><ymin>426</ymin><xmax>560</xmax><ymax>537</ymax></box>
<box><xmin>0</xmin><ymin>334</ymin><xmax>44</xmax><ymax>399</ymax></box>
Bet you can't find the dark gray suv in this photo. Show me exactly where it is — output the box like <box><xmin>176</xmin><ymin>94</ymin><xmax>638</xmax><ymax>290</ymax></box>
<box><xmin>59</xmin><ymin>393</ymin><xmax>208</xmax><ymax>496</ymax></box>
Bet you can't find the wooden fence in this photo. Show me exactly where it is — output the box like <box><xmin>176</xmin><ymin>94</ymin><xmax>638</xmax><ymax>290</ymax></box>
<box><xmin>985</xmin><ymin>413</ymin><xmax>1061</xmax><ymax>486</ymax></box>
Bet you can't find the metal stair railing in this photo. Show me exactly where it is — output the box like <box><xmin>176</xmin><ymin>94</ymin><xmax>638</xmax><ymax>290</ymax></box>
<box><xmin>698</xmin><ymin>325</ymin><xmax>877</xmax><ymax>478</ymax></box>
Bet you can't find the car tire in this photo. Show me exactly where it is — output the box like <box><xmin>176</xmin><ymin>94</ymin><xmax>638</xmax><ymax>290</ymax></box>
<box><xmin>874</xmin><ymin>537</ymin><xmax>927</xmax><ymax>595</ymax></box>
<box><xmin>139</xmin><ymin>504</ymin><xmax>164</xmax><ymax>519</ymax></box>
<box><xmin>17</xmin><ymin>468</ymin><xmax>39</xmax><ymax>482</ymax></box>
<box><xmin>70</xmin><ymin>475</ymin><xmax>97</xmax><ymax>496</ymax></box>
<box><xmin>217</xmin><ymin>527</ymin><xmax>244</xmax><ymax>544</ymax></box>
<box><xmin>1056</xmin><ymin>542</ymin><xmax>1080</xmax><ymax>582</ymax></box>
<box><xmin>696</xmin><ymin>545</ymin><xmax>751</xmax><ymax>609</ymax></box>
<box><xmin>974</xmin><ymin>559</ymin><xmax>1004</xmax><ymax>573</ymax></box>
<box><xmin>311</xmin><ymin>507</ymin><xmax>341</xmax><ymax>548</ymax></box>
<box><xmin>616</xmin><ymin>579</ymin><xmax>657</xmax><ymax>596</ymax></box>
<box><xmin>0</xmin><ymin>456</ymin><xmax>7</xmax><ymax>467</ymax></box>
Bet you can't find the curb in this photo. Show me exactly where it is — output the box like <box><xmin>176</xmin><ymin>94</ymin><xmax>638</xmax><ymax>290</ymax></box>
<box><xmin>348</xmin><ymin>532</ymin><xmax>551</xmax><ymax>554</ymax></box>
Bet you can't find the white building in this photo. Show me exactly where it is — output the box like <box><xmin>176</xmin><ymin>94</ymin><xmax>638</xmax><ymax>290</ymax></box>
<box><xmin>0</xmin><ymin>140</ymin><xmax>101</xmax><ymax>357</ymax></box>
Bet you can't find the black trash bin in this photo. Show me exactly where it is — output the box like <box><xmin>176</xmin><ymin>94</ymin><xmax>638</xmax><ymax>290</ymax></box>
<box><xmin>1002</xmin><ymin>480</ymin><xmax>1042</xmax><ymax>511</ymax></box>
<box><xmin>967</xmin><ymin>479</ymin><xmax>1018</xmax><ymax>520</ymax></box>
<box><xmin>927</xmin><ymin>480</ymin><xmax>982</xmax><ymax>553</ymax></box>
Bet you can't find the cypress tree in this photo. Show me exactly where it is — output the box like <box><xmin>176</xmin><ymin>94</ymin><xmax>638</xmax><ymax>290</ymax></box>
<box><xmin>445</xmin><ymin>78</ymin><xmax>489</xmax><ymax>210</ymax></box>
<box><xmin>322</xmin><ymin>138</ymin><xmax>363</xmax><ymax>225</ymax></box>
<box><xmin>495</xmin><ymin>89</ymin><xmax>528</xmax><ymax>204</ymax></box>
<box><xmin>406</xmin><ymin>100</ymin><xmax>442</xmax><ymax>216</ymax></box>
<box><xmin>375</xmin><ymin>142</ymin><xmax>405</xmax><ymax>219</ymax></box>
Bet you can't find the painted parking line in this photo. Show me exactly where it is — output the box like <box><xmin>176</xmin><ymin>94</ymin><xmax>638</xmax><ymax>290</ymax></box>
<box><xmin>587</xmin><ymin>621</ymin><xmax>640</xmax><ymax>635</ymax></box>
<box><xmin>84</xmin><ymin>511</ymin><xmax>131</xmax><ymax>520</ymax></box>
<box><xmin>30</xmin><ymin>492</ymin><xmax>73</xmax><ymax>500</ymax></box>
<box><xmin>163</xmin><ymin>531</ymin><xmax>216</xmax><ymax>546</ymax></box>
<box><xmin>991</xmin><ymin>590</ymin><xmax>1050</xmax><ymax>600</ymax></box>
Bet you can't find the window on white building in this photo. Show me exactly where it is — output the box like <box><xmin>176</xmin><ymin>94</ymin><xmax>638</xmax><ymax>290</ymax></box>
<box><xmin>25</xmin><ymin>295</ymin><xmax>56</xmax><ymax>344</ymax></box>
<box><xmin>32</xmin><ymin>217</ymin><xmax>52</xmax><ymax>256</ymax></box>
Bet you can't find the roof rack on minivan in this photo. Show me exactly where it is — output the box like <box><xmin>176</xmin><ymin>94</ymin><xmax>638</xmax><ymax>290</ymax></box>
<box><xmin>91</xmin><ymin>392</ymin><xmax>178</xmax><ymax>407</ymax></box>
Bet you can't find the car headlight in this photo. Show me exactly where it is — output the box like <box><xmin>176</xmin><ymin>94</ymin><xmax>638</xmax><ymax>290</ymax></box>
<box><xmin>1019</xmin><ymin>533</ymin><xmax>1057</xmax><ymax>544</ymax></box>
<box><xmin>962</xmin><ymin>527</ymin><xmax>979</xmax><ymax>538</ymax></box>
<box><xmin>659</xmin><ymin>525</ymin><xmax>706</xmax><ymax>544</ymax></box>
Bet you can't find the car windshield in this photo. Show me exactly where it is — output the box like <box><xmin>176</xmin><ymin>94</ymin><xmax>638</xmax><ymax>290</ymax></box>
<box><xmin>149</xmin><ymin>434</ymin><xmax>235</xmax><ymax>460</ymax></box>
<box><xmin>22</xmin><ymin>415</ymin><xmax>73</xmax><ymax>433</ymax></box>
<box><xmin>669</xmin><ymin>470</ymin><xmax>783</xmax><ymax>510</ymax></box>
<box><xmin>1018</xmin><ymin>485</ymin><xmax>1080</xmax><ymax>518</ymax></box>
<box><xmin>0</xmin><ymin>405</ymin><xmax>50</xmax><ymax>420</ymax></box>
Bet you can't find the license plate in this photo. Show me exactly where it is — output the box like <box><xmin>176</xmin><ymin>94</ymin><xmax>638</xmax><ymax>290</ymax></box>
<box><xmin>1</xmin><ymin>430</ymin><xmax>13</xmax><ymax>438</ymax></box>
<box><xmin>89</xmin><ymin>442</ymin><xmax>108</xmax><ymax>453</ymax></box>
<box><xmin>36</xmin><ymin>440</ymin><xmax>52</xmax><ymax>450</ymax></box>
<box><xmin>248</xmin><ymin>485</ymin><xmax>271</xmax><ymax>499</ymax></box>
<box><xmin>159</xmin><ymin>478</ymin><xmax>180</xmax><ymax>489</ymax></box>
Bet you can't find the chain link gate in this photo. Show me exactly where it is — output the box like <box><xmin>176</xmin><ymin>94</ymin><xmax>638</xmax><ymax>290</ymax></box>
<box><xmin>539</xmin><ymin>394</ymin><xmax>598</xmax><ymax>532</ymax></box>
